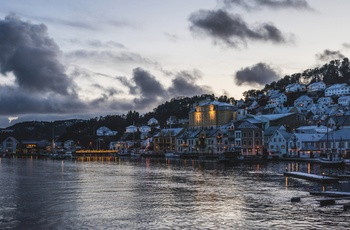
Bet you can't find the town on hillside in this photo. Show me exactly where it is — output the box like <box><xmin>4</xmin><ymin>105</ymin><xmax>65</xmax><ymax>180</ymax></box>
<box><xmin>1</xmin><ymin>79</ymin><xmax>350</xmax><ymax>162</ymax></box>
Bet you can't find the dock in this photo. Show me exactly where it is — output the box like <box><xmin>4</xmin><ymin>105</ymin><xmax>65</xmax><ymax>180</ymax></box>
<box><xmin>284</xmin><ymin>172</ymin><xmax>339</xmax><ymax>183</ymax></box>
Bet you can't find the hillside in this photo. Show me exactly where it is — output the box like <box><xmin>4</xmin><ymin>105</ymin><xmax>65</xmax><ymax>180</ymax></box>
<box><xmin>2</xmin><ymin>58</ymin><xmax>350</xmax><ymax>148</ymax></box>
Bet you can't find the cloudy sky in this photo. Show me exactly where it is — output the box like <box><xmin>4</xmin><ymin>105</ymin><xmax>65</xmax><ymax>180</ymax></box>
<box><xmin>0</xmin><ymin>0</ymin><xmax>349</xmax><ymax>128</ymax></box>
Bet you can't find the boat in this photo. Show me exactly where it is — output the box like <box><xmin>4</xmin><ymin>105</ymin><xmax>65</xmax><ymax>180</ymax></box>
<box><xmin>164</xmin><ymin>152</ymin><xmax>180</xmax><ymax>158</ymax></box>
<box><xmin>130</xmin><ymin>150</ymin><xmax>141</xmax><ymax>157</ymax></box>
<box><xmin>318</xmin><ymin>158</ymin><xmax>345</xmax><ymax>167</ymax></box>
<box><xmin>117</xmin><ymin>149</ymin><xmax>130</xmax><ymax>157</ymax></box>
<box><xmin>344</xmin><ymin>159</ymin><xmax>350</xmax><ymax>166</ymax></box>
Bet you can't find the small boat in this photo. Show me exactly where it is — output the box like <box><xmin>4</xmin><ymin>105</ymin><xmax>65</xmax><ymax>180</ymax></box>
<box><xmin>130</xmin><ymin>150</ymin><xmax>141</xmax><ymax>157</ymax></box>
<box><xmin>318</xmin><ymin>158</ymin><xmax>345</xmax><ymax>167</ymax></box>
<box><xmin>344</xmin><ymin>159</ymin><xmax>350</xmax><ymax>166</ymax></box>
<box><xmin>164</xmin><ymin>152</ymin><xmax>180</xmax><ymax>158</ymax></box>
<box><xmin>117</xmin><ymin>149</ymin><xmax>130</xmax><ymax>157</ymax></box>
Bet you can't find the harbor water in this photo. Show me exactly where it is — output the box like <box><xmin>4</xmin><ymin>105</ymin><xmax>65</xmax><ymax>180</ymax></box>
<box><xmin>1</xmin><ymin>157</ymin><xmax>350</xmax><ymax>229</ymax></box>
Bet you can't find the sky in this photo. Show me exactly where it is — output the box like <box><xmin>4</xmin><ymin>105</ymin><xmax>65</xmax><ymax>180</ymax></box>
<box><xmin>0</xmin><ymin>0</ymin><xmax>349</xmax><ymax>128</ymax></box>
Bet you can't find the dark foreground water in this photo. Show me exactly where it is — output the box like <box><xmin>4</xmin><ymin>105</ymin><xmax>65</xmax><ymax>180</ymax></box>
<box><xmin>1</xmin><ymin>157</ymin><xmax>350</xmax><ymax>230</ymax></box>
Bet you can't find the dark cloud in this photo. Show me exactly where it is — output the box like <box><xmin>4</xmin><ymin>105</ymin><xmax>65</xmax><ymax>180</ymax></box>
<box><xmin>117</xmin><ymin>68</ymin><xmax>213</xmax><ymax>110</ymax></box>
<box><xmin>189</xmin><ymin>9</ymin><xmax>289</xmax><ymax>48</ymax></box>
<box><xmin>234</xmin><ymin>62</ymin><xmax>281</xmax><ymax>86</ymax></box>
<box><xmin>116</xmin><ymin>68</ymin><xmax>167</xmax><ymax>110</ymax></box>
<box><xmin>168</xmin><ymin>70</ymin><xmax>212</xmax><ymax>96</ymax></box>
<box><xmin>0</xmin><ymin>14</ymin><xmax>76</xmax><ymax>95</ymax></box>
<box><xmin>0</xmin><ymin>85</ymin><xmax>87</xmax><ymax>116</ymax></box>
<box><xmin>316</xmin><ymin>49</ymin><xmax>345</xmax><ymax>62</ymax></box>
<box><xmin>223</xmin><ymin>0</ymin><xmax>312</xmax><ymax>11</ymax></box>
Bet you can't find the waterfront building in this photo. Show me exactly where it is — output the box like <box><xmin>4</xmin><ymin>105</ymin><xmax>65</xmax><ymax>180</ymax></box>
<box><xmin>153</xmin><ymin>128</ymin><xmax>185</xmax><ymax>154</ymax></box>
<box><xmin>267</xmin><ymin>126</ymin><xmax>292</xmax><ymax>159</ymax></box>
<box><xmin>235</xmin><ymin>121</ymin><xmax>263</xmax><ymax>156</ymax></box>
<box><xmin>0</xmin><ymin>137</ymin><xmax>19</xmax><ymax>154</ymax></box>
<box><xmin>288</xmin><ymin>133</ymin><xmax>324</xmax><ymax>158</ymax></box>
<box><xmin>319</xmin><ymin>128</ymin><xmax>350</xmax><ymax>158</ymax></box>
<box><xmin>188</xmin><ymin>99</ymin><xmax>235</xmax><ymax>129</ymax></box>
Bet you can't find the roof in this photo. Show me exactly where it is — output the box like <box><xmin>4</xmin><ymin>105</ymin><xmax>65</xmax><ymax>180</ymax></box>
<box><xmin>293</xmin><ymin>133</ymin><xmax>325</xmax><ymax>142</ymax></box>
<box><xmin>249</xmin><ymin>113</ymin><xmax>295</xmax><ymax>122</ymax></box>
<box><xmin>320</xmin><ymin>128</ymin><xmax>350</xmax><ymax>141</ymax></box>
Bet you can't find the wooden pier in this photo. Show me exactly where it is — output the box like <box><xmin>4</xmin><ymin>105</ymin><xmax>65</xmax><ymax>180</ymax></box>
<box><xmin>283</xmin><ymin>172</ymin><xmax>339</xmax><ymax>183</ymax></box>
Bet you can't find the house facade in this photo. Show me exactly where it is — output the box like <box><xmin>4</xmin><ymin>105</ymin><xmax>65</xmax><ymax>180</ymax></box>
<box><xmin>189</xmin><ymin>99</ymin><xmax>235</xmax><ymax>129</ymax></box>
<box><xmin>285</xmin><ymin>83</ymin><xmax>305</xmax><ymax>93</ymax></box>
<box><xmin>325</xmin><ymin>83</ymin><xmax>350</xmax><ymax>96</ymax></box>
<box><xmin>1</xmin><ymin>137</ymin><xmax>18</xmax><ymax>154</ymax></box>
<box><xmin>338</xmin><ymin>96</ymin><xmax>350</xmax><ymax>106</ymax></box>
<box><xmin>307</xmin><ymin>82</ymin><xmax>326</xmax><ymax>92</ymax></box>
<box><xmin>267</xmin><ymin>93</ymin><xmax>287</xmax><ymax>108</ymax></box>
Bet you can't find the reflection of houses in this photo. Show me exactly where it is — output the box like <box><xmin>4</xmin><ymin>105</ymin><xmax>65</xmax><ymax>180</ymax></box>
<box><xmin>1</xmin><ymin>137</ymin><xmax>19</xmax><ymax>154</ymax></box>
<box><xmin>189</xmin><ymin>99</ymin><xmax>235</xmax><ymax>129</ymax></box>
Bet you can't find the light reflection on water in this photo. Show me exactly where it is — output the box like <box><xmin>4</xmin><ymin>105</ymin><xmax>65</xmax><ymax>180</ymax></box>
<box><xmin>0</xmin><ymin>157</ymin><xmax>350</xmax><ymax>229</ymax></box>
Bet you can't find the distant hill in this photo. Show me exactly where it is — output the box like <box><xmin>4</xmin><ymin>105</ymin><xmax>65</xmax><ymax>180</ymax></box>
<box><xmin>2</xmin><ymin>58</ymin><xmax>350</xmax><ymax>148</ymax></box>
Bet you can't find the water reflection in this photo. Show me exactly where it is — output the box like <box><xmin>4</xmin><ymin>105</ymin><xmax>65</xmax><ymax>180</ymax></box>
<box><xmin>0</xmin><ymin>157</ymin><xmax>350</xmax><ymax>229</ymax></box>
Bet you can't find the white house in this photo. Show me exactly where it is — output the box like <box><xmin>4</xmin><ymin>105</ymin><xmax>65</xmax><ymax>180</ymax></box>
<box><xmin>338</xmin><ymin>96</ymin><xmax>350</xmax><ymax>106</ymax></box>
<box><xmin>268</xmin><ymin>93</ymin><xmax>287</xmax><ymax>107</ymax></box>
<box><xmin>96</xmin><ymin>126</ymin><xmax>118</xmax><ymax>136</ymax></box>
<box><xmin>147</xmin><ymin>118</ymin><xmax>158</xmax><ymax>126</ymax></box>
<box><xmin>288</xmin><ymin>133</ymin><xmax>324</xmax><ymax>158</ymax></box>
<box><xmin>317</xmin><ymin>97</ymin><xmax>333</xmax><ymax>106</ymax></box>
<box><xmin>267</xmin><ymin>126</ymin><xmax>292</xmax><ymax>158</ymax></box>
<box><xmin>294</xmin><ymin>95</ymin><xmax>313</xmax><ymax>108</ymax></box>
<box><xmin>267</xmin><ymin>89</ymin><xmax>280</xmax><ymax>97</ymax></box>
<box><xmin>285</xmin><ymin>83</ymin><xmax>305</xmax><ymax>93</ymax></box>
<box><xmin>325</xmin><ymin>83</ymin><xmax>350</xmax><ymax>96</ymax></box>
<box><xmin>1</xmin><ymin>137</ymin><xmax>18</xmax><ymax>154</ymax></box>
<box><xmin>307</xmin><ymin>82</ymin><xmax>326</xmax><ymax>92</ymax></box>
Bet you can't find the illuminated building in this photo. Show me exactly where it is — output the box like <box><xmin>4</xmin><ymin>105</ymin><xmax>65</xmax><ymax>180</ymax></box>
<box><xmin>188</xmin><ymin>99</ymin><xmax>234</xmax><ymax>129</ymax></box>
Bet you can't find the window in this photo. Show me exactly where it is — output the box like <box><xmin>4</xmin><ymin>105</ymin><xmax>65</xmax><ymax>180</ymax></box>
<box><xmin>243</xmin><ymin>141</ymin><xmax>247</xmax><ymax>147</ymax></box>
<box><xmin>235</xmin><ymin>132</ymin><xmax>241</xmax><ymax>138</ymax></box>
<box><xmin>255</xmin><ymin>132</ymin><xmax>259</xmax><ymax>137</ymax></box>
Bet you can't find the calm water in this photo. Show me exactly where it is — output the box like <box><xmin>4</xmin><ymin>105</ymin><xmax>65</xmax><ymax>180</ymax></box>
<box><xmin>1</xmin><ymin>157</ymin><xmax>350</xmax><ymax>230</ymax></box>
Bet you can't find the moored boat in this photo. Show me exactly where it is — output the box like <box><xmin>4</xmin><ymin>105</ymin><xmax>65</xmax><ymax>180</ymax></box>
<box><xmin>164</xmin><ymin>152</ymin><xmax>180</xmax><ymax>158</ymax></box>
<box><xmin>318</xmin><ymin>158</ymin><xmax>345</xmax><ymax>167</ymax></box>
